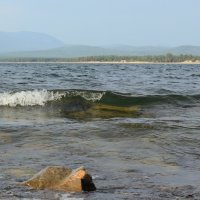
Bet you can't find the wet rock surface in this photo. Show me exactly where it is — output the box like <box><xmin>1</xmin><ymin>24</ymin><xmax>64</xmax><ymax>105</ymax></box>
<box><xmin>21</xmin><ymin>166</ymin><xmax>96</xmax><ymax>192</ymax></box>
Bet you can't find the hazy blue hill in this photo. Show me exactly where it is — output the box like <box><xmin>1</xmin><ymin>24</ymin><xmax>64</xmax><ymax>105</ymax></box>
<box><xmin>40</xmin><ymin>45</ymin><xmax>115</xmax><ymax>57</ymax></box>
<box><xmin>1</xmin><ymin>42</ymin><xmax>200</xmax><ymax>58</ymax></box>
<box><xmin>105</xmin><ymin>45</ymin><xmax>169</xmax><ymax>55</ymax></box>
<box><xmin>168</xmin><ymin>45</ymin><xmax>200</xmax><ymax>56</ymax></box>
<box><xmin>105</xmin><ymin>45</ymin><xmax>200</xmax><ymax>56</ymax></box>
<box><xmin>0</xmin><ymin>45</ymin><xmax>116</xmax><ymax>58</ymax></box>
<box><xmin>0</xmin><ymin>31</ymin><xmax>64</xmax><ymax>53</ymax></box>
<box><xmin>0</xmin><ymin>45</ymin><xmax>170</xmax><ymax>58</ymax></box>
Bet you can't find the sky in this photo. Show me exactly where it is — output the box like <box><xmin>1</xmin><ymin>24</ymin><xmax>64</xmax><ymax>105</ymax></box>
<box><xmin>0</xmin><ymin>0</ymin><xmax>200</xmax><ymax>46</ymax></box>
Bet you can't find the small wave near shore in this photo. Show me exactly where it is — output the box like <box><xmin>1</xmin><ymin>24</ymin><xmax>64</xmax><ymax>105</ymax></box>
<box><xmin>0</xmin><ymin>89</ymin><xmax>200</xmax><ymax>107</ymax></box>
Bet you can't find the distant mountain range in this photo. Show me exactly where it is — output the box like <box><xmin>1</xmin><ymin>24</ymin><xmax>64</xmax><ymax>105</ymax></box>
<box><xmin>1</xmin><ymin>31</ymin><xmax>200</xmax><ymax>58</ymax></box>
<box><xmin>0</xmin><ymin>31</ymin><xmax>64</xmax><ymax>53</ymax></box>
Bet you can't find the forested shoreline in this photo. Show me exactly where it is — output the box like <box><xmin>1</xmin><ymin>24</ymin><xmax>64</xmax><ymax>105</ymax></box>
<box><xmin>0</xmin><ymin>54</ymin><xmax>200</xmax><ymax>63</ymax></box>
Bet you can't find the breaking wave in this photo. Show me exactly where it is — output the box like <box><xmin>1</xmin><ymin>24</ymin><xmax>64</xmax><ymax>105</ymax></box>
<box><xmin>0</xmin><ymin>90</ymin><xmax>64</xmax><ymax>107</ymax></box>
<box><xmin>0</xmin><ymin>89</ymin><xmax>200</xmax><ymax>107</ymax></box>
<box><xmin>0</xmin><ymin>89</ymin><xmax>104</xmax><ymax>107</ymax></box>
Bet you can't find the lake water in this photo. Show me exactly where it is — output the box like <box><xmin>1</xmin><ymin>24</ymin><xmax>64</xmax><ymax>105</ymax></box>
<box><xmin>0</xmin><ymin>63</ymin><xmax>200</xmax><ymax>199</ymax></box>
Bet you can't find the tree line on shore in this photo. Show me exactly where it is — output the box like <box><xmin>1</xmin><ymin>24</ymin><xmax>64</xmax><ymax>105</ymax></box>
<box><xmin>0</xmin><ymin>54</ymin><xmax>200</xmax><ymax>62</ymax></box>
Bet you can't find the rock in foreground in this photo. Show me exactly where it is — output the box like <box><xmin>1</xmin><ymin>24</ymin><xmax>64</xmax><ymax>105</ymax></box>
<box><xmin>21</xmin><ymin>166</ymin><xmax>96</xmax><ymax>192</ymax></box>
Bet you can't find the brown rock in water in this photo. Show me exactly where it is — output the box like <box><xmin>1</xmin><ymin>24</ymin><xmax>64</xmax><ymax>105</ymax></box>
<box><xmin>21</xmin><ymin>166</ymin><xmax>96</xmax><ymax>192</ymax></box>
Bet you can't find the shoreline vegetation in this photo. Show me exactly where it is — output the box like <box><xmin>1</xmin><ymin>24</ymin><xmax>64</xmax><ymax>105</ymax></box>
<box><xmin>0</xmin><ymin>54</ymin><xmax>200</xmax><ymax>64</ymax></box>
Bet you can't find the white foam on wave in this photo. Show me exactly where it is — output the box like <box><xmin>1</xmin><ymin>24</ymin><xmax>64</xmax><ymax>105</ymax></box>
<box><xmin>0</xmin><ymin>90</ymin><xmax>105</xmax><ymax>107</ymax></box>
<box><xmin>67</xmin><ymin>91</ymin><xmax>105</xmax><ymax>102</ymax></box>
<box><xmin>0</xmin><ymin>90</ymin><xmax>65</xmax><ymax>107</ymax></box>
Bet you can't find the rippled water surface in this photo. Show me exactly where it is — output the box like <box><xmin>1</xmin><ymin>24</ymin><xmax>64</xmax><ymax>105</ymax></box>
<box><xmin>0</xmin><ymin>63</ymin><xmax>200</xmax><ymax>199</ymax></box>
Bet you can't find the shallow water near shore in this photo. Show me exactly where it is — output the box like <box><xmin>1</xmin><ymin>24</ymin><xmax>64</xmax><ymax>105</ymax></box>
<box><xmin>0</xmin><ymin>63</ymin><xmax>200</xmax><ymax>199</ymax></box>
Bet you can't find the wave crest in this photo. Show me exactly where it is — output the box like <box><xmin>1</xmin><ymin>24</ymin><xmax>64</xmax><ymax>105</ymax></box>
<box><xmin>0</xmin><ymin>89</ymin><xmax>105</xmax><ymax>107</ymax></box>
<box><xmin>66</xmin><ymin>90</ymin><xmax>105</xmax><ymax>102</ymax></box>
<box><xmin>0</xmin><ymin>89</ymin><xmax>200</xmax><ymax>108</ymax></box>
<box><xmin>0</xmin><ymin>90</ymin><xmax>65</xmax><ymax>107</ymax></box>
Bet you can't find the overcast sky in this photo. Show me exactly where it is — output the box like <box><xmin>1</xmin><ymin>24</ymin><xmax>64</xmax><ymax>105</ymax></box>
<box><xmin>0</xmin><ymin>0</ymin><xmax>200</xmax><ymax>46</ymax></box>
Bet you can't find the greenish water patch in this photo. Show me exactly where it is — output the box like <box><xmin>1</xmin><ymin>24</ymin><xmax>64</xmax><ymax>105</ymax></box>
<box><xmin>64</xmin><ymin>103</ymin><xmax>140</xmax><ymax>119</ymax></box>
